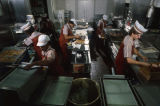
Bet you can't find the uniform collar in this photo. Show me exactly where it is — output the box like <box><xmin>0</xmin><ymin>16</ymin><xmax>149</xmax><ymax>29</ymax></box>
<box><xmin>42</xmin><ymin>46</ymin><xmax>52</xmax><ymax>55</ymax></box>
<box><xmin>67</xmin><ymin>23</ymin><xmax>72</xmax><ymax>30</ymax></box>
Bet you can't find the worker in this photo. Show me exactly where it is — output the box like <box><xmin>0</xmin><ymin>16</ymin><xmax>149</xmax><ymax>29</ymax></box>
<box><xmin>40</xmin><ymin>14</ymin><xmax>59</xmax><ymax>51</ymax></box>
<box><xmin>40</xmin><ymin>14</ymin><xmax>56</xmax><ymax>35</ymax></box>
<box><xmin>24</xmin><ymin>35</ymin><xmax>64</xmax><ymax>76</ymax></box>
<box><xmin>115</xmin><ymin>20</ymin><xmax>158</xmax><ymax>77</ymax></box>
<box><xmin>26</xmin><ymin>14</ymin><xmax>38</xmax><ymax>30</ymax></box>
<box><xmin>21</xmin><ymin>22</ymin><xmax>42</xmax><ymax>59</ymax></box>
<box><xmin>59</xmin><ymin>20</ymin><xmax>80</xmax><ymax>63</ymax></box>
<box><xmin>96</xmin><ymin>15</ymin><xmax>108</xmax><ymax>51</ymax></box>
<box><xmin>96</xmin><ymin>14</ymin><xmax>108</xmax><ymax>38</ymax></box>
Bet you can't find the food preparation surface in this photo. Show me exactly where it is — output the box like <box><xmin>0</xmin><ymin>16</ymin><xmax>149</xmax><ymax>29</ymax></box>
<box><xmin>0</xmin><ymin>47</ymin><xmax>26</xmax><ymax>64</ymax></box>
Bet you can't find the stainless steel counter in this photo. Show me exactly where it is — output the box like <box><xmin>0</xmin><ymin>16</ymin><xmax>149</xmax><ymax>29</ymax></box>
<box><xmin>68</xmin><ymin>29</ymin><xmax>92</xmax><ymax>74</ymax></box>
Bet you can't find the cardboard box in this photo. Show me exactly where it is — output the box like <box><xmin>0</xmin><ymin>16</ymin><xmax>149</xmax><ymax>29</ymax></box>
<box><xmin>139</xmin><ymin>63</ymin><xmax>160</xmax><ymax>80</ymax></box>
<box><xmin>73</xmin><ymin>64</ymin><xmax>85</xmax><ymax>73</ymax></box>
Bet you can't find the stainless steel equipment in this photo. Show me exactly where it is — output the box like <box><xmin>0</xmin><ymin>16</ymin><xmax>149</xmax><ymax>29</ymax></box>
<box><xmin>154</xmin><ymin>0</ymin><xmax>160</xmax><ymax>8</ymax></box>
<box><xmin>0</xmin><ymin>47</ymin><xmax>27</xmax><ymax>64</ymax></box>
<box><xmin>100</xmin><ymin>75</ymin><xmax>140</xmax><ymax>106</ymax></box>
<box><xmin>0</xmin><ymin>67</ymin><xmax>46</xmax><ymax>105</ymax></box>
<box><xmin>32</xmin><ymin>76</ymin><xmax>73</xmax><ymax>106</ymax></box>
<box><xmin>1</xmin><ymin>0</ymin><xmax>31</xmax><ymax>22</ymax></box>
<box><xmin>117</xmin><ymin>20</ymin><xmax>124</xmax><ymax>28</ymax></box>
<box><xmin>0</xmin><ymin>46</ymin><xmax>29</xmax><ymax>81</ymax></box>
<box><xmin>68</xmin><ymin>78</ymin><xmax>100</xmax><ymax>106</ymax></box>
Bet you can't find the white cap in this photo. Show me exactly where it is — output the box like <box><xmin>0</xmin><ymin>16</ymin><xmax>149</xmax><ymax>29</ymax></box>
<box><xmin>134</xmin><ymin>20</ymin><xmax>148</xmax><ymax>34</ymax></box>
<box><xmin>26</xmin><ymin>15</ymin><xmax>34</xmax><ymax>21</ymax></box>
<box><xmin>20</xmin><ymin>22</ymin><xmax>31</xmax><ymax>31</ymax></box>
<box><xmin>37</xmin><ymin>35</ymin><xmax>50</xmax><ymax>46</ymax></box>
<box><xmin>70</xmin><ymin>18</ymin><xmax>77</xmax><ymax>25</ymax></box>
<box><xmin>103</xmin><ymin>15</ymin><xmax>108</xmax><ymax>20</ymax></box>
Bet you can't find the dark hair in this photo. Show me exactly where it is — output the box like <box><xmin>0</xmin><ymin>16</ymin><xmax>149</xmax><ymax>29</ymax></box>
<box><xmin>25</xmin><ymin>26</ymin><xmax>35</xmax><ymax>35</ymax></box>
<box><xmin>129</xmin><ymin>27</ymin><xmax>141</xmax><ymax>35</ymax></box>
<box><xmin>68</xmin><ymin>21</ymin><xmax>74</xmax><ymax>25</ymax></box>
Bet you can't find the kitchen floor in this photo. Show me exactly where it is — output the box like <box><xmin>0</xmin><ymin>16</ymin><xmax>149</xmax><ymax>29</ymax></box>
<box><xmin>90</xmin><ymin>48</ymin><xmax>112</xmax><ymax>81</ymax></box>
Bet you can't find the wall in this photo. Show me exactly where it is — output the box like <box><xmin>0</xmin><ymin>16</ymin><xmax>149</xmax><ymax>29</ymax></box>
<box><xmin>47</xmin><ymin>0</ymin><xmax>57</xmax><ymax>23</ymax></box>
<box><xmin>77</xmin><ymin>0</ymin><xmax>94</xmax><ymax>22</ymax></box>
<box><xmin>47</xmin><ymin>0</ymin><xmax>151</xmax><ymax>24</ymax></box>
<box><xmin>9</xmin><ymin>0</ymin><xmax>31</xmax><ymax>22</ymax></box>
<box><xmin>130</xmin><ymin>0</ymin><xmax>150</xmax><ymax>24</ymax></box>
<box><xmin>65</xmin><ymin>0</ymin><xmax>75</xmax><ymax>18</ymax></box>
<box><xmin>106</xmin><ymin>0</ymin><xmax>115</xmax><ymax>16</ymax></box>
<box><xmin>56</xmin><ymin>0</ymin><xmax>65</xmax><ymax>10</ymax></box>
<box><xmin>95</xmin><ymin>0</ymin><xmax>107</xmax><ymax>15</ymax></box>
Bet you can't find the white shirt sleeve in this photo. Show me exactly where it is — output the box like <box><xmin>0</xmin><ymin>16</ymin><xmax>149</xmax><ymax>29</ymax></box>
<box><xmin>47</xmin><ymin>50</ymin><xmax>56</xmax><ymax>61</ymax></box>
<box><xmin>63</xmin><ymin>25</ymin><xmax>68</xmax><ymax>35</ymax></box>
<box><xmin>123</xmin><ymin>38</ymin><xmax>133</xmax><ymax>58</ymax></box>
<box><xmin>97</xmin><ymin>20</ymin><xmax>101</xmax><ymax>27</ymax></box>
<box><xmin>24</xmin><ymin>38</ymin><xmax>33</xmax><ymax>46</ymax></box>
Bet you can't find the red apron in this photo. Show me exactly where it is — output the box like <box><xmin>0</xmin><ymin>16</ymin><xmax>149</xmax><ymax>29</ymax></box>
<box><xmin>96</xmin><ymin>20</ymin><xmax>106</xmax><ymax>35</ymax></box>
<box><xmin>32</xmin><ymin>34</ymin><xmax>42</xmax><ymax>59</ymax></box>
<box><xmin>59</xmin><ymin>25</ymin><xmax>73</xmax><ymax>61</ymax></box>
<box><xmin>115</xmin><ymin>42</ymin><xmax>134</xmax><ymax>75</ymax></box>
<box><xmin>42</xmin><ymin>50</ymin><xmax>64</xmax><ymax>76</ymax></box>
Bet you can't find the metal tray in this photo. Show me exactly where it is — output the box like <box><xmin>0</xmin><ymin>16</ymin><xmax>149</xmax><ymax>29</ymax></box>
<box><xmin>0</xmin><ymin>46</ymin><xmax>27</xmax><ymax>64</ymax></box>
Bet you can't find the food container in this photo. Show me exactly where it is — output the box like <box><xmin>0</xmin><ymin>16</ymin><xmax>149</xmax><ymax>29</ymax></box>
<box><xmin>139</xmin><ymin>63</ymin><xmax>160</xmax><ymax>80</ymax></box>
<box><xmin>0</xmin><ymin>47</ymin><xmax>27</xmax><ymax>64</ymax></box>
<box><xmin>68</xmin><ymin>78</ymin><xmax>100</xmax><ymax>106</ymax></box>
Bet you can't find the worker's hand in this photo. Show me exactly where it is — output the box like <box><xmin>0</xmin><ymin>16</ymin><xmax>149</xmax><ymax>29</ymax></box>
<box><xmin>150</xmin><ymin>63</ymin><xmax>159</xmax><ymax>68</ymax></box>
<box><xmin>141</xmin><ymin>56</ymin><xmax>148</xmax><ymax>62</ymax></box>
<box><xmin>75</xmin><ymin>35</ymin><xmax>80</xmax><ymax>39</ymax></box>
<box><xmin>143</xmin><ymin>62</ymin><xmax>150</xmax><ymax>67</ymax></box>
<box><xmin>23</xmin><ymin>64</ymin><xmax>33</xmax><ymax>70</ymax></box>
<box><xmin>158</xmin><ymin>64</ymin><xmax>160</xmax><ymax>68</ymax></box>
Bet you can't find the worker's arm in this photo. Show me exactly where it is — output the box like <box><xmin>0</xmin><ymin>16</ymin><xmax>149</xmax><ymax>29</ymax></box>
<box><xmin>24</xmin><ymin>59</ymin><xmax>52</xmax><ymax>70</ymax></box>
<box><xmin>126</xmin><ymin>57</ymin><xmax>158</xmax><ymax>68</ymax></box>
<box><xmin>126</xmin><ymin>57</ymin><xmax>149</xmax><ymax>66</ymax></box>
<box><xmin>64</xmin><ymin>34</ymin><xmax>80</xmax><ymax>40</ymax></box>
<box><xmin>24</xmin><ymin>50</ymin><xmax>55</xmax><ymax>70</ymax></box>
<box><xmin>133</xmin><ymin>48</ymin><xmax>148</xmax><ymax>61</ymax></box>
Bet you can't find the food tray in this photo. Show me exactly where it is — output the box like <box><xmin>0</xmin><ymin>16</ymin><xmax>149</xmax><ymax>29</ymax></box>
<box><xmin>0</xmin><ymin>47</ymin><xmax>27</xmax><ymax>64</ymax></box>
<box><xmin>75</xmin><ymin>40</ymin><xmax>84</xmax><ymax>44</ymax></box>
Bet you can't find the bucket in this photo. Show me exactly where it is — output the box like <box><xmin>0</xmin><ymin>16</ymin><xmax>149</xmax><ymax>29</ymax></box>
<box><xmin>68</xmin><ymin>78</ymin><xmax>100</xmax><ymax>106</ymax></box>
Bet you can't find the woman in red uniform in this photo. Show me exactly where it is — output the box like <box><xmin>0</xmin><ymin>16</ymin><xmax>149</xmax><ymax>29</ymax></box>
<box><xmin>115</xmin><ymin>20</ymin><xmax>158</xmax><ymax>76</ymax></box>
<box><xmin>96</xmin><ymin>15</ymin><xmax>110</xmax><ymax>51</ymax></box>
<box><xmin>96</xmin><ymin>15</ymin><xmax>108</xmax><ymax>38</ymax></box>
<box><xmin>24</xmin><ymin>35</ymin><xmax>64</xmax><ymax>75</ymax></box>
<box><xmin>59</xmin><ymin>20</ymin><xmax>80</xmax><ymax>62</ymax></box>
<box><xmin>21</xmin><ymin>23</ymin><xmax>42</xmax><ymax>59</ymax></box>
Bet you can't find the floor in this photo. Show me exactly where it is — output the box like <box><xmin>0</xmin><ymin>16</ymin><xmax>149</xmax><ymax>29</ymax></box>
<box><xmin>90</xmin><ymin>48</ymin><xmax>112</xmax><ymax>81</ymax></box>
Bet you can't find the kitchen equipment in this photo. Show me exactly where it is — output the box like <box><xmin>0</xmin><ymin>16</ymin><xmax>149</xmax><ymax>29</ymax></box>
<box><xmin>0</xmin><ymin>67</ymin><xmax>46</xmax><ymax>105</ymax></box>
<box><xmin>68</xmin><ymin>78</ymin><xmax>100</xmax><ymax>106</ymax></box>
<box><xmin>117</xmin><ymin>20</ymin><xmax>124</xmax><ymax>28</ymax></box>
<box><xmin>154</xmin><ymin>0</ymin><xmax>160</xmax><ymax>8</ymax></box>
<box><xmin>146</xmin><ymin>6</ymin><xmax>154</xmax><ymax>18</ymax></box>
<box><xmin>100</xmin><ymin>75</ymin><xmax>139</xmax><ymax>106</ymax></box>
<box><xmin>32</xmin><ymin>76</ymin><xmax>73</xmax><ymax>106</ymax></box>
